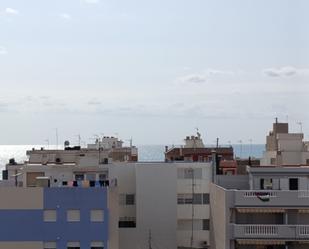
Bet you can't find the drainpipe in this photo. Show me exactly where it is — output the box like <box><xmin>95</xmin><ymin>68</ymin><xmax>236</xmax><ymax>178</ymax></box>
<box><xmin>211</xmin><ymin>150</ymin><xmax>217</xmax><ymax>183</ymax></box>
<box><xmin>284</xmin><ymin>211</ymin><xmax>289</xmax><ymax>249</ymax></box>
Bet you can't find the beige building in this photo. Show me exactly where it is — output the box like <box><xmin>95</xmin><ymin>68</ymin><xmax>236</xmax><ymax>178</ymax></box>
<box><xmin>261</xmin><ymin>121</ymin><xmax>309</xmax><ymax>166</ymax></box>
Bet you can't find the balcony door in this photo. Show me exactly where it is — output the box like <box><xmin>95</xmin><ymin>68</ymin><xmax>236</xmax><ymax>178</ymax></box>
<box><xmin>289</xmin><ymin>178</ymin><xmax>299</xmax><ymax>190</ymax></box>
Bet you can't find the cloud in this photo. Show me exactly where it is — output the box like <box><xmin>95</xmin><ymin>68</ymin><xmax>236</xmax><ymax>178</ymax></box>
<box><xmin>204</xmin><ymin>68</ymin><xmax>234</xmax><ymax>75</ymax></box>
<box><xmin>5</xmin><ymin>7</ymin><xmax>19</xmax><ymax>15</ymax></box>
<box><xmin>59</xmin><ymin>13</ymin><xmax>72</xmax><ymax>20</ymax></box>
<box><xmin>87</xmin><ymin>100</ymin><xmax>101</xmax><ymax>105</ymax></box>
<box><xmin>178</xmin><ymin>68</ymin><xmax>236</xmax><ymax>85</ymax></box>
<box><xmin>179</xmin><ymin>74</ymin><xmax>207</xmax><ymax>84</ymax></box>
<box><xmin>0</xmin><ymin>46</ymin><xmax>8</xmax><ymax>55</ymax></box>
<box><xmin>263</xmin><ymin>66</ymin><xmax>309</xmax><ymax>77</ymax></box>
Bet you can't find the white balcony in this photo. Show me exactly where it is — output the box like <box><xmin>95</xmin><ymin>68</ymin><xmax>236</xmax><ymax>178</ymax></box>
<box><xmin>231</xmin><ymin>224</ymin><xmax>309</xmax><ymax>240</ymax></box>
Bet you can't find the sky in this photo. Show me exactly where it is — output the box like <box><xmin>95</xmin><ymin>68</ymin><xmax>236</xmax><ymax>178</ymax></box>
<box><xmin>0</xmin><ymin>0</ymin><xmax>309</xmax><ymax>145</ymax></box>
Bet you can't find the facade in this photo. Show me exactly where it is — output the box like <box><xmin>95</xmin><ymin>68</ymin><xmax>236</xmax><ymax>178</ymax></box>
<box><xmin>210</xmin><ymin>166</ymin><xmax>309</xmax><ymax>249</ymax></box>
<box><xmin>165</xmin><ymin>132</ymin><xmax>234</xmax><ymax>162</ymax></box>
<box><xmin>87</xmin><ymin>136</ymin><xmax>138</xmax><ymax>162</ymax></box>
<box><xmin>0</xmin><ymin>186</ymin><xmax>111</xmax><ymax>249</ymax></box>
<box><xmin>1</xmin><ymin>145</ymin><xmax>213</xmax><ymax>249</ymax></box>
<box><xmin>261</xmin><ymin>121</ymin><xmax>309</xmax><ymax>166</ymax></box>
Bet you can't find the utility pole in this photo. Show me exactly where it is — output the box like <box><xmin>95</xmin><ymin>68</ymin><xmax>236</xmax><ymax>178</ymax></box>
<box><xmin>249</xmin><ymin>139</ymin><xmax>253</xmax><ymax>157</ymax></box>
<box><xmin>190</xmin><ymin>168</ymin><xmax>195</xmax><ymax>249</ymax></box>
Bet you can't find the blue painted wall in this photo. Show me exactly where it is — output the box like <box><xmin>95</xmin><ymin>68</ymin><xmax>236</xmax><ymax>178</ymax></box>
<box><xmin>0</xmin><ymin>188</ymin><xmax>109</xmax><ymax>249</ymax></box>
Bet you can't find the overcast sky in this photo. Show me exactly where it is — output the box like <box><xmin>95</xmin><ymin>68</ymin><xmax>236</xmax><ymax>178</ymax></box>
<box><xmin>0</xmin><ymin>0</ymin><xmax>309</xmax><ymax>145</ymax></box>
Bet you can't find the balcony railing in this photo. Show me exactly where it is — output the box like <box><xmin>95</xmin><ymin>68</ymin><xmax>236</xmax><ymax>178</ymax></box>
<box><xmin>231</xmin><ymin>224</ymin><xmax>309</xmax><ymax>240</ymax></box>
<box><xmin>234</xmin><ymin>190</ymin><xmax>309</xmax><ymax>207</ymax></box>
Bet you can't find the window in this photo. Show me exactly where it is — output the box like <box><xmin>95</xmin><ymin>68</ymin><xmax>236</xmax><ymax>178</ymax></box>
<box><xmin>118</xmin><ymin>217</ymin><xmax>136</xmax><ymax>228</ymax></box>
<box><xmin>177</xmin><ymin>219</ymin><xmax>204</xmax><ymax>231</ymax></box>
<box><xmin>178</xmin><ymin>193</ymin><xmax>209</xmax><ymax>205</ymax></box>
<box><xmin>203</xmin><ymin>194</ymin><xmax>209</xmax><ymax>204</ymax></box>
<box><xmin>193</xmin><ymin>194</ymin><xmax>202</xmax><ymax>204</ymax></box>
<box><xmin>44</xmin><ymin>242</ymin><xmax>56</xmax><ymax>249</ymax></box>
<box><xmin>119</xmin><ymin>194</ymin><xmax>135</xmax><ymax>205</ymax></box>
<box><xmin>203</xmin><ymin>219</ymin><xmax>210</xmax><ymax>230</ymax></box>
<box><xmin>126</xmin><ymin>194</ymin><xmax>135</xmax><ymax>205</ymax></box>
<box><xmin>178</xmin><ymin>168</ymin><xmax>203</xmax><ymax>179</ymax></box>
<box><xmin>306</xmin><ymin>159</ymin><xmax>309</xmax><ymax>165</ymax></box>
<box><xmin>270</xmin><ymin>158</ymin><xmax>276</xmax><ymax>164</ymax></box>
<box><xmin>67</xmin><ymin>210</ymin><xmax>80</xmax><ymax>222</ymax></box>
<box><xmin>27</xmin><ymin>172</ymin><xmax>45</xmax><ymax>187</ymax></box>
<box><xmin>67</xmin><ymin>242</ymin><xmax>80</xmax><ymax>249</ymax></box>
<box><xmin>289</xmin><ymin>178</ymin><xmax>299</xmax><ymax>190</ymax></box>
<box><xmin>91</xmin><ymin>210</ymin><xmax>104</xmax><ymax>222</ymax></box>
<box><xmin>74</xmin><ymin>174</ymin><xmax>84</xmax><ymax>181</ymax></box>
<box><xmin>184</xmin><ymin>169</ymin><xmax>193</xmax><ymax>179</ymax></box>
<box><xmin>99</xmin><ymin>172</ymin><xmax>108</xmax><ymax>180</ymax></box>
<box><xmin>44</xmin><ymin>210</ymin><xmax>57</xmax><ymax>222</ymax></box>
<box><xmin>260</xmin><ymin>178</ymin><xmax>273</xmax><ymax>190</ymax></box>
<box><xmin>91</xmin><ymin>241</ymin><xmax>104</xmax><ymax>249</ymax></box>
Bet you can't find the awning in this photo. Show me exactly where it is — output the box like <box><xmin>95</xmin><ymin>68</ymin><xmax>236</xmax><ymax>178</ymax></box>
<box><xmin>237</xmin><ymin>239</ymin><xmax>285</xmax><ymax>245</ymax></box>
<box><xmin>237</xmin><ymin>208</ymin><xmax>285</xmax><ymax>213</ymax></box>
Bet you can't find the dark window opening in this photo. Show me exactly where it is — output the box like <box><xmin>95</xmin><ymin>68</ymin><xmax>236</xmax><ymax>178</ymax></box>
<box><xmin>289</xmin><ymin>178</ymin><xmax>299</xmax><ymax>190</ymax></box>
<box><xmin>203</xmin><ymin>219</ymin><xmax>210</xmax><ymax>230</ymax></box>
<box><xmin>118</xmin><ymin>221</ymin><xmax>136</xmax><ymax>228</ymax></box>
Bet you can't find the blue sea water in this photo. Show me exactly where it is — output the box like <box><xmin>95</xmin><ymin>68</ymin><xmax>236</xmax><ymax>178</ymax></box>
<box><xmin>0</xmin><ymin>144</ymin><xmax>265</xmax><ymax>171</ymax></box>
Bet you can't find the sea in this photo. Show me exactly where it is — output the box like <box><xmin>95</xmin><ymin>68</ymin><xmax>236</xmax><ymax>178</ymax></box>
<box><xmin>0</xmin><ymin>144</ymin><xmax>265</xmax><ymax>172</ymax></box>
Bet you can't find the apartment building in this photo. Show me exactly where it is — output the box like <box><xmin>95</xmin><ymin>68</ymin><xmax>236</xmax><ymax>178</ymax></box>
<box><xmin>1</xmin><ymin>144</ymin><xmax>213</xmax><ymax>249</ymax></box>
<box><xmin>261</xmin><ymin>120</ymin><xmax>309</xmax><ymax>166</ymax></box>
<box><xmin>210</xmin><ymin>166</ymin><xmax>309</xmax><ymax>249</ymax></box>
<box><xmin>165</xmin><ymin>132</ymin><xmax>233</xmax><ymax>162</ymax></box>
<box><xmin>0</xmin><ymin>182</ymin><xmax>114</xmax><ymax>249</ymax></box>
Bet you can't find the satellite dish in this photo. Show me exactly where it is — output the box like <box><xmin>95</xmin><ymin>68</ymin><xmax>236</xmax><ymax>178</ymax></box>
<box><xmin>64</xmin><ymin>140</ymin><xmax>70</xmax><ymax>147</ymax></box>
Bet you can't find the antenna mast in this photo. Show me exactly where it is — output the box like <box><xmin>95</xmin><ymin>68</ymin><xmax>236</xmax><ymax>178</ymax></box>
<box><xmin>55</xmin><ymin>128</ymin><xmax>59</xmax><ymax>149</ymax></box>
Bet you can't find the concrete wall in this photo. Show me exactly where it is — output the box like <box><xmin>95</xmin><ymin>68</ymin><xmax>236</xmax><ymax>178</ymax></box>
<box><xmin>210</xmin><ymin>184</ymin><xmax>229</xmax><ymax>249</ymax></box>
<box><xmin>216</xmin><ymin>175</ymin><xmax>249</xmax><ymax>190</ymax></box>
<box><xmin>0</xmin><ymin>242</ymin><xmax>42</xmax><ymax>249</ymax></box>
<box><xmin>112</xmin><ymin>162</ymin><xmax>178</xmax><ymax>249</ymax></box>
<box><xmin>0</xmin><ymin>188</ymin><xmax>43</xmax><ymax>209</ymax></box>
<box><xmin>136</xmin><ymin>163</ymin><xmax>178</xmax><ymax>249</ymax></box>
<box><xmin>0</xmin><ymin>188</ymin><xmax>109</xmax><ymax>249</ymax></box>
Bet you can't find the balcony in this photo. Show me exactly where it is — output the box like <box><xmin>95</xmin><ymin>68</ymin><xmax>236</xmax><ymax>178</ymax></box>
<box><xmin>231</xmin><ymin>224</ymin><xmax>309</xmax><ymax>240</ymax></box>
<box><xmin>234</xmin><ymin>190</ymin><xmax>309</xmax><ymax>207</ymax></box>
